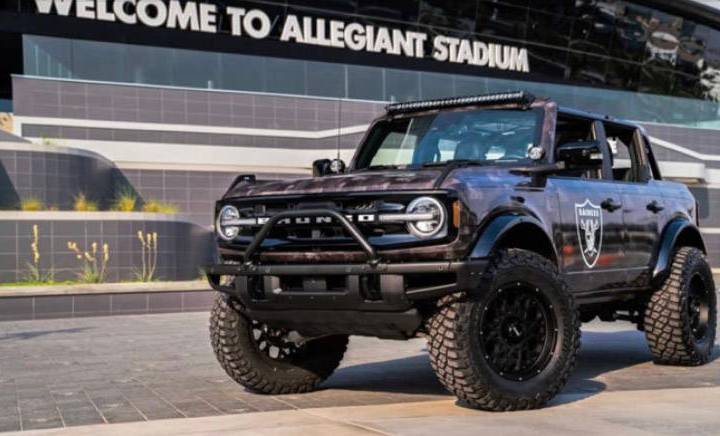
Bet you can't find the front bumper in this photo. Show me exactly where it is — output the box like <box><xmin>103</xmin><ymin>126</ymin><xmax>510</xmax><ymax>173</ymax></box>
<box><xmin>206</xmin><ymin>207</ymin><xmax>487</xmax><ymax>338</ymax></box>
<box><xmin>207</xmin><ymin>259</ymin><xmax>487</xmax><ymax>308</ymax></box>
<box><xmin>206</xmin><ymin>260</ymin><xmax>487</xmax><ymax>338</ymax></box>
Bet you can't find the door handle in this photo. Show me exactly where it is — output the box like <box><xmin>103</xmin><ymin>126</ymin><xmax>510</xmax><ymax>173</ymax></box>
<box><xmin>601</xmin><ymin>198</ymin><xmax>622</xmax><ymax>212</ymax></box>
<box><xmin>647</xmin><ymin>200</ymin><xmax>664</xmax><ymax>213</ymax></box>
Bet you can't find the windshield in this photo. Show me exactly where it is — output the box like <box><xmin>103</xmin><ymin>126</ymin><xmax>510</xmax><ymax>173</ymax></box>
<box><xmin>355</xmin><ymin>108</ymin><xmax>543</xmax><ymax>169</ymax></box>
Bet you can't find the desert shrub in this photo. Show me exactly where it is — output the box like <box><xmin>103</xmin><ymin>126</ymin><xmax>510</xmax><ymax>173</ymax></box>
<box><xmin>73</xmin><ymin>193</ymin><xmax>98</xmax><ymax>212</ymax></box>
<box><xmin>20</xmin><ymin>197</ymin><xmax>44</xmax><ymax>211</ymax></box>
<box><xmin>111</xmin><ymin>189</ymin><xmax>138</xmax><ymax>212</ymax></box>
<box><xmin>67</xmin><ymin>241</ymin><xmax>110</xmax><ymax>283</ymax></box>
<box><xmin>142</xmin><ymin>199</ymin><xmax>179</xmax><ymax>214</ymax></box>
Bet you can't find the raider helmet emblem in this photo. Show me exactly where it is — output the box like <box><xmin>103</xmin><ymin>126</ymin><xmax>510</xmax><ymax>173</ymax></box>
<box><xmin>575</xmin><ymin>199</ymin><xmax>603</xmax><ymax>268</ymax></box>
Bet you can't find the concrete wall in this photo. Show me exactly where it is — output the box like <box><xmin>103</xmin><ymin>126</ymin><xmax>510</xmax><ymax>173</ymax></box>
<box><xmin>0</xmin><ymin>144</ymin><xmax>115</xmax><ymax>210</ymax></box>
<box><xmin>0</xmin><ymin>212</ymin><xmax>214</xmax><ymax>283</ymax></box>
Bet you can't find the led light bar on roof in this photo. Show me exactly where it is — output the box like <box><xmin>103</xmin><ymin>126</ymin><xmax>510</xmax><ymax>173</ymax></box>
<box><xmin>385</xmin><ymin>91</ymin><xmax>535</xmax><ymax>114</ymax></box>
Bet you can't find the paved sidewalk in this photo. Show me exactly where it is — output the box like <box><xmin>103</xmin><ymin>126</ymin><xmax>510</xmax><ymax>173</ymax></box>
<box><xmin>12</xmin><ymin>386</ymin><xmax>720</xmax><ymax>435</ymax></box>
<box><xmin>0</xmin><ymin>311</ymin><xmax>718</xmax><ymax>433</ymax></box>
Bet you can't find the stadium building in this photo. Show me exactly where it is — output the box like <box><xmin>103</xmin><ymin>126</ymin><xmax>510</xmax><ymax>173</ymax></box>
<box><xmin>0</xmin><ymin>0</ymin><xmax>718</xmax><ymax>285</ymax></box>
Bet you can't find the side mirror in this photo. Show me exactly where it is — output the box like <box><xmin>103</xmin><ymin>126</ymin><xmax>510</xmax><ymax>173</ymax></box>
<box><xmin>556</xmin><ymin>140</ymin><xmax>604</xmax><ymax>167</ymax></box>
<box><xmin>313</xmin><ymin>159</ymin><xmax>346</xmax><ymax>177</ymax></box>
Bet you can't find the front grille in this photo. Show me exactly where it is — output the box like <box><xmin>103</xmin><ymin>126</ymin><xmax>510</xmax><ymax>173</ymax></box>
<box><xmin>223</xmin><ymin>193</ymin><xmax>456</xmax><ymax>251</ymax></box>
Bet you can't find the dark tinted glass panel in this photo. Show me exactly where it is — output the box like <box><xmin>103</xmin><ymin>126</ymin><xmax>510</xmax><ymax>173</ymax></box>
<box><xmin>605</xmin><ymin>57</ymin><xmax>640</xmax><ymax>90</ymax></box>
<box><xmin>172</xmin><ymin>49</ymin><xmax>221</xmax><ymax>89</ymax></box>
<box><xmin>385</xmin><ymin>69</ymin><xmax>420</xmax><ymax>102</ymax></box>
<box><xmin>288</xmin><ymin>0</ymin><xmax>358</xmax><ymax>14</ymax></box>
<box><xmin>420</xmin><ymin>0</ymin><xmax>478</xmax><ymax>33</ymax></box>
<box><xmin>420</xmin><ymin>72</ymin><xmax>455</xmax><ymax>99</ymax></box>
<box><xmin>571</xmin><ymin>5</ymin><xmax>617</xmax><ymax>53</ymax></box>
<box><xmin>307</xmin><ymin>61</ymin><xmax>345</xmax><ymax>98</ymax></box>
<box><xmin>127</xmin><ymin>45</ymin><xmax>173</xmax><ymax>86</ymax></box>
<box><xmin>357</xmin><ymin>0</ymin><xmax>420</xmax><ymax>22</ymax></box>
<box><xmin>0</xmin><ymin>0</ymin><xmax>20</xmax><ymax>12</ymax></box>
<box><xmin>24</xmin><ymin>35</ymin><xmax>72</xmax><ymax>78</ymax></box>
<box><xmin>527</xmin><ymin>46</ymin><xmax>570</xmax><ymax>78</ymax></box>
<box><xmin>347</xmin><ymin>65</ymin><xmax>384</xmax><ymax>100</ymax></box>
<box><xmin>527</xmin><ymin>11</ymin><xmax>573</xmax><ymax>49</ymax></box>
<box><xmin>453</xmin><ymin>75</ymin><xmax>488</xmax><ymax>95</ymax></box>
<box><xmin>265</xmin><ymin>57</ymin><xmax>307</xmax><ymax>95</ymax></box>
<box><xmin>476</xmin><ymin>1</ymin><xmax>528</xmax><ymax>40</ymax></box>
<box><xmin>637</xmin><ymin>64</ymin><xmax>677</xmax><ymax>96</ymax></box>
<box><xmin>73</xmin><ymin>40</ymin><xmax>126</xmax><ymax>83</ymax></box>
<box><xmin>567</xmin><ymin>42</ymin><xmax>610</xmax><ymax>85</ymax></box>
<box><xmin>221</xmin><ymin>54</ymin><xmax>266</xmax><ymax>93</ymax></box>
<box><xmin>612</xmin><ymin>15</ymin><xmax>648</xmax><ymax>61</ymax></box>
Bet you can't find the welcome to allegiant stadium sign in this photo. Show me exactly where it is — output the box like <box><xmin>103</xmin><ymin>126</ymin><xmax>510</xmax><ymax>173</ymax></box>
<box><xmin>34</xmin><ymin>0</ymin><xmax>530</xmax><ymax>73</ymax></box>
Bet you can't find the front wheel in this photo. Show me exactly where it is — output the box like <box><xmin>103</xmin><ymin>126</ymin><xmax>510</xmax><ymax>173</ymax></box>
<box><xmin>427</xmin><ymin>249</ymin><xmax>581</xmax><ymax>411</ymax></box>
<box><xmin>210</xmin><ymin>295</ymin><xmax>348</xmax><ymax>394</ymax></box>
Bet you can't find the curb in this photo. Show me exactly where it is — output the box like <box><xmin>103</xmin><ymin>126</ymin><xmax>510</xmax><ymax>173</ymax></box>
<box><xmin>0</xmin><ymin>280</ymin><xmax>211</xmax><ymax>298</ymax></box>
<box><xmin>0</xmin><ymin>281</ymin><xmax>215</xmax><ymax>321</ymax></box>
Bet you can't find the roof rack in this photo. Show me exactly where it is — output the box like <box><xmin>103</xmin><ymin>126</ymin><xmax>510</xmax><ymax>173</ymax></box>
<box><xmin>385</xmin><ymin>91</ymin><xmax>536</xmax><ymax>115</ymax></box>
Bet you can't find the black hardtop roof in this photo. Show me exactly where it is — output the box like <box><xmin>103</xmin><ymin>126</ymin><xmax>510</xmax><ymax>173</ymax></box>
<box><xmin>558</xmin><ymin>106</ymin><xmax>644</xmax><ymax>131</ymax></box>
<box><xmin>384</xmin><ymin>90</ymin><xmax>643</xmax><ymax>131</ymax></box>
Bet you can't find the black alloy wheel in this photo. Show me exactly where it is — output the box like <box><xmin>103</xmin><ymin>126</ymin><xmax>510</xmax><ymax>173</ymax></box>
<box><xmin>644</xmin><ymin>247</ymin><xmax>717</xmax><ymax>366</ymax></box>
<box><xmin>426</xmin><ymin>249</ymin><xmax>581</xmax><ymax>411</ymax></box>
<box><xmin>688</xmin><ymin>273</ymin><xmax>712</xmax><ymax>343</ymax></box>
<box><xmin>479</xmin><ymin>283</ymin><xmax>558</xmax><ymax>382</ymax></box>
<box><xmin>210</xmin><ymin>295</ymin><xmax>348</xmax><ymax>394</ymax></box>
<box><xmin>250</xmin><ymin>320</ymin><xmax>301</xmax><ymax>361</ymax></box>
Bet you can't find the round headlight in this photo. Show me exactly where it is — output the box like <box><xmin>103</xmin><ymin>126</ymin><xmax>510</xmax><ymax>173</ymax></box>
<box><xmin>217</xmin><ymin>205</ymin><xmax>241</xmax><ymax>241</ymax></box>
<box><xmin>406</xmin><ymin>197</ymin><xmax>446</xmax><ymax>239</ymax></box>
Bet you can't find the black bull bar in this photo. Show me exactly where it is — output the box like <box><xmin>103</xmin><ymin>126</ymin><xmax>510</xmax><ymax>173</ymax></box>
<box><xmin>206</xmin><ymin>209</ymin><xmax>487</xmax><ymax>312</ymax></box>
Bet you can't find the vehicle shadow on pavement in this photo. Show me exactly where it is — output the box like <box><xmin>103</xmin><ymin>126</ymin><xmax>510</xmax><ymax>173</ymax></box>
<box><xmin>327</xmin><ymin>328</ymin><xmax>720</xmax><ymax>408</ymax></box>
<box><xmin>0</xmin><ymin>327</ymin><xmax>91</xmax><ymax>341</ymax></box>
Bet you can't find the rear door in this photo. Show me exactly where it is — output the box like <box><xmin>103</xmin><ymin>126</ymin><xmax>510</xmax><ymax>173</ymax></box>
<box><xmin>605</xmin><ymin>124</ymin><xmax>665</xmax><ymax>287</ymax></box>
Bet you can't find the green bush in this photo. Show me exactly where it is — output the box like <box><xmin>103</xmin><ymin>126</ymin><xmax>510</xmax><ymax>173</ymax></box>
<box><xmin>111</xmin><ymin>189</ymin><xmax>138</xmax><ymax>212</ymax></box>
<box><xmin>73</xmin><ymin>193</ymin><xmax>98</xmax><ymax>212</ymax></box>
<box><xmin>142</xmin><ymin>199</ymin><xmax>179</xmax><ymax>214</ymax></box>
<box><xmin>20</xmin><ymin>197</ymin><xmax>44</xmax><ymax>211</ymax></box>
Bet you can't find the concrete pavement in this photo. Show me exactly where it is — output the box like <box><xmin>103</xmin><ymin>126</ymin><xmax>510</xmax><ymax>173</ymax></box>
<box><xmin>13</xmin><ymin>386</ymin><xmax>720</xmax><ymax>436</ymax></box>
<box><xmin>0</xmin><ymin>310</ymin><xmax>718</xmax><ymax>434</ymax></box>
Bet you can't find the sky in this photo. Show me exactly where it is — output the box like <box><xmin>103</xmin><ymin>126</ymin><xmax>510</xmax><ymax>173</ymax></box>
<box><xmin>693</xmin><ymin>0</ymin><xmax>720</xmax><ymax>10</ymax></box>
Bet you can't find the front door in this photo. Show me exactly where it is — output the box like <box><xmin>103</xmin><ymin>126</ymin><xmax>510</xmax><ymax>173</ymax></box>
<box><xmin>550</xmin><ymin>115</ymin><xmax>626</xmax><ymax>293</ymax></box>
<box><xmin>549</xmin><ymin>177</ymin><xmax>627</xmax><ymax>292</ymax></box>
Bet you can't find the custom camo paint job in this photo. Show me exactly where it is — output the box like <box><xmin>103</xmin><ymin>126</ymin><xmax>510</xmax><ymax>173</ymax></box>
<box><xmin>216</xmin><ymin>99</ymin><xmax>699</xmax><ymax>292</ymax></box>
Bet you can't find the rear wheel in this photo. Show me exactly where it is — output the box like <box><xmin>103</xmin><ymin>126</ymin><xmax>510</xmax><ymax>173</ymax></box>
<box><xmin>644</xmin><ymin>247</ymin><xmax>717</xmax><ymax>366</ymax></box>
<box><xmin>210</xmin><ymin>295</ymin><xmax>348</xmax><ymax>394</ymax></box>
<box><xmin>427</xmin><ymin>249</ymin><xmax>580</xmax><ymax>411</ymax></box>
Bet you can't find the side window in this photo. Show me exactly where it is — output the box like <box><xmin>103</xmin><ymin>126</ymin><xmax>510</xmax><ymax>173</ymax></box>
<box><xmin>604</xmin><ymin>123</ymin><xmax>649</xmax><ymax>183</ymax></box>
<box><xmin>555</xmin><ymin>114</ymin><xmax>602</xmax><ymax>180</ymax></box>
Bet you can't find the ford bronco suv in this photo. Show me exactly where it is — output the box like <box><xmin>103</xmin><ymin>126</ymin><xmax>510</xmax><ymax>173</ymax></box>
<box><xmin>206</xmin><ymin>91</ymin><xmax>716</xmax><ymax>410</ymax></box>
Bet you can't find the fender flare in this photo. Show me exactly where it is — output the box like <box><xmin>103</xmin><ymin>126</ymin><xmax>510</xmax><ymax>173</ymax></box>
<box><xmin>469</xmin><ymin>214</ymin><xmax>558</xmax><ymax>265</ymax></box>
<box><xmin>652</xmin><ymin>218</ymin><xmax>707</xmax><ymax>282</ymax></box>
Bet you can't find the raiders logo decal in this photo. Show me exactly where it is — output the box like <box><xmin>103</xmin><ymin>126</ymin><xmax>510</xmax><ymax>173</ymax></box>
<box><xmin>575</xmin><ymin>199</ymin><xmax>603</xmax><ymax>268</ymax></box>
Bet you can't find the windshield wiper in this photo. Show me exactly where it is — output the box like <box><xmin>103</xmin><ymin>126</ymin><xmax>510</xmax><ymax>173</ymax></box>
<box><xmin>362</xmin><ymin>164</ymin><xmax>402</xmax><ymax>171</ymax></box>
<box><xmin>421</xmin><ymin>159</ymin><xmax>486</xmax><ymax>168</ymax></box>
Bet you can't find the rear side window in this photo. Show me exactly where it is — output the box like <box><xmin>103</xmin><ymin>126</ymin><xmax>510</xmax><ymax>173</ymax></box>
<box><xmin>603</xmin><ymin>123</ymin><xmax>650</xmax><ymax>183</ymax></box>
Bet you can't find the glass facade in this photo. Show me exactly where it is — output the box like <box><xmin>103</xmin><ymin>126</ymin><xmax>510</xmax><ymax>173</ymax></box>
<box><xmin>17</xmin><ymin>0</ymin><xmax>720</xmax><ymax>129</ymax></box>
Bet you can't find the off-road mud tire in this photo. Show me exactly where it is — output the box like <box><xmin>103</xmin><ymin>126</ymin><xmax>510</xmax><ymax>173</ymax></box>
<box><xmin>426</xmin><ymin>249</ymin><xmax>581</xmax><ymax>411</ymax></box>
<box><xmin>210</xmin><ymin>294</ymin><xmax>348</xmax><ymax>394</ymax></box>
<box><xmin>644</xmin><ymin>247</ymin><xmax>717</xmax><ymax>366</ymax></box>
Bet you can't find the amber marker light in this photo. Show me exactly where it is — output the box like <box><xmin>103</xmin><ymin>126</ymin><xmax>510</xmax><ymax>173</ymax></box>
<box><xmin>452</xmin><ymin>201</ymin><xmax>461</xmax><ymax>228</ymax></box>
